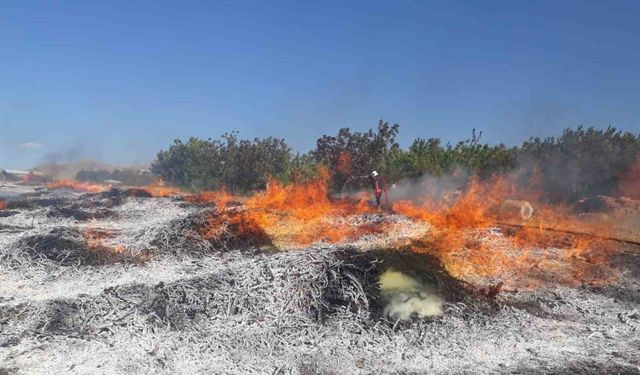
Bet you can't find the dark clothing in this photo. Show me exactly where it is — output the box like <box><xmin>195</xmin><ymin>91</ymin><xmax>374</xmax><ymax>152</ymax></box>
<box><xmin>369</xmin><ymin>175</ymin><xmax>384</xmax><ymax>208</ymax></box>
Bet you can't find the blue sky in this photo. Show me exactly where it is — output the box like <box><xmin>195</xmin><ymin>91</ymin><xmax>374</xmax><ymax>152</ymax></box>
<box><xmin>1</xmin><ymin>0</ymin><xmax>639</xmax><ymax>169</ymax></box>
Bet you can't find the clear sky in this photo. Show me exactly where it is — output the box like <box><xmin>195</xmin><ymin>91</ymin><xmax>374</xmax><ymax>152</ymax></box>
<box><xmin>1</xmin><ymin>0</ymin><xmax>639</xmax><ymax>169</ymax></box>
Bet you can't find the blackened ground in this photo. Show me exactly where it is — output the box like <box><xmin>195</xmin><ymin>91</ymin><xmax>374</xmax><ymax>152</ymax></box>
<box><xmin>10</xmin><ymin>227</ymin><xmax>135</xmax><ymax>266</ymax></box>
<box><xmin>0</xmin><ymin>184</ymin><xmax>639</xmax><ymax>374</ymax></box>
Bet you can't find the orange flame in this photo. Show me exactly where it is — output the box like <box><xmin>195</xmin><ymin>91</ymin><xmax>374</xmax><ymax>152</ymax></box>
<box><xmin>243</xmin><ymin>167</ymin><xmax>376</xmax><ymax>247</ymax></box>
<box><xmin>48</xmin><ymin>179</ymin><xmax>110</xmax><ymax>193</ymax></box>
<box><xmin>137</xmin><ymin>180</ymin><xmax>184</xmax><ymax>197</ymax></box>
<box><xmin>192</xmin><ymin>171</ymin><xmax>619</xmax><ymax>291</ymax></box>
<box><xmin>186</xmin><ymin>189</ymin><xmax>272</xmax><ymax>247</ymax></box>
<box><xmin>0</xmin><ymin>200</ymin><xmax>6</xmax><ymax>210</ymax></box>
<box><xmin>84</xmin><ymin>228</ymin><xmax>126</xmax><ymax>255</ymax></box>
<box><xmin>619</xmin><ymin>162</ymin><xmax>640</xmax><ymax>199</ymax></box>
<box><xmin>336</xmin><ymin>151</ymin><xmax>352</xmax><ymax>177</ymax></box>
<box><xmin>393</xmin><ymin>176</ymin><xmax>618</xmax><ymax>290</ymax></box>
<box><xmin>50</xmin><ymin>165</ymin><xmax>621</xmax><ymax>291</ymax></box>
<box><xmin>47</xmin><ymin>178</ymin><xmax>185</xmax><ymax>197</ymax></box>
<box><xmin>192</xmin><ymin>168</ymin><xmax>377</xmax><ymax>248</ymax></box>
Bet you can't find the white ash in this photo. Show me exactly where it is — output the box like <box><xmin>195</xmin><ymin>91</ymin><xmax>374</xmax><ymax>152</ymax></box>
<box><xmin>1</xmin><ymin>185</ymin><xmax>639</xmax><ymax>374</ymax></box>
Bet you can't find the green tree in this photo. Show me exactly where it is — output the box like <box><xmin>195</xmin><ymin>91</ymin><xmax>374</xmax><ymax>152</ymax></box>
<box><xmin>151</xmin><ymin>133</ymin><xmax>292</xmax><ymax>192</ymax></box>
<box><xmin>313</xmin><ymin>119</ymin><xmax>400</xmax><ymax>190</ymax></box>
<box><xmin>520</xmin><ymin>126</ymin><xmax>640</xmax><ymax>202</ymax></box>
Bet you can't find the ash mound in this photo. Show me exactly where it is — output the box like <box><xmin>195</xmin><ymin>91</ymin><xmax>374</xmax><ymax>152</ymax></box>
<box><xmin>1</xmin><ymin>184</ymin><xmax>639</xmax><ymax>374</ymax></box>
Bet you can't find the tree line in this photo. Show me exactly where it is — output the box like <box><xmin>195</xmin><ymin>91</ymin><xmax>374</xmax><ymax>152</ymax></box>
<box><xmin>149</xmin><ymin>120</ymin><xmax>640</xmax><ymax>202</ymax></box>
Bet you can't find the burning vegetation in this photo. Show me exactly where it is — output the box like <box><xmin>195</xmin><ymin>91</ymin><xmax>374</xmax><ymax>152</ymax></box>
<box><xmin>3</xmin><ymin>123</ymin><xmax>640</xmax><ymax>374</ymax></box>
<box><xmin>159</xmin><ymin>166</ymin><xmax>629</xmax><ymax>293</ymax></box>
<box><xmin>46</xmin><ymin>178</ymin><xmax>184</xmax><ymax>197</ymax></box>
<box><xmin>388</xmin><ymin>176</ymin><xmax>621</xmax><ymax>290</ymax></box>
<box><xmin>47</xmin><ymin>179</ymin><xmax>111</xmax><ymax>193</ymax></box>
<box><xmin>242</xmin><ymin>168</ymin><xmax>374</xmax><ymax>246</ymax></box>
<box><xmin>40</xmin><ymin>142</ymin><xmax>636</xmax><ymax>292</ymax></box>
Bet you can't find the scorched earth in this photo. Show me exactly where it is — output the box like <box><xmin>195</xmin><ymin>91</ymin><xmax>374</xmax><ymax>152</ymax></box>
<box><xmin>0</xmin><ymin>180</ymin><xmax>639</xmax><ymax>374</ymax></box>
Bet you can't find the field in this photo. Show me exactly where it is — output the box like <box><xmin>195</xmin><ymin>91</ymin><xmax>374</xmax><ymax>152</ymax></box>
<box><xmin>1</xmin><ymin>182</ymin><xmax>639</xmax><ymax>374</ymax></box>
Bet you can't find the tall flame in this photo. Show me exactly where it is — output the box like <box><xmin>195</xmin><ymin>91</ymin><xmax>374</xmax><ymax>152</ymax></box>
<box><xmin>193</xmin><ymin>168</ymin><xmax>376</xmax><ymax>248</ymax></box>
<box><xmin>244</xmin><ymin>167</ymin><xmax>375</xmax><ymax>246</ymax></box>
<box><xmin>45</xmin><ymin>167</ymin><xmax>623</xmax><ymax>290</ymax></box>
<box><xmin>393</xmin><ymin>176</ymin><xmax>618</xmax><ymax>290</ymax></box>
<box><xmin>619</xmin><ymin>162</ymin><xmax>640</xmax><ymax>199</ymax></box>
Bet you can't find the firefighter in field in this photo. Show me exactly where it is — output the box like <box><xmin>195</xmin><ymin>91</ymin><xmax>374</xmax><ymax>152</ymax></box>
<box><xmin>369</xmin><ymin>171</ymin><xmax>386</xmax><ymax>209</ymax></box>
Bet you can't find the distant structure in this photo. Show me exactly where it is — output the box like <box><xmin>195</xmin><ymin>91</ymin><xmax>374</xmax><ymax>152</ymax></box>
<box><xmin>0</xmin><ymin>169</ymin><xmax>49</xmax><ymax>184</ymax></box>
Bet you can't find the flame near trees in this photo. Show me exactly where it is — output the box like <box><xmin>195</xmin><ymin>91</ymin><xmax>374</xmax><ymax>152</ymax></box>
<box><xmin>42</xmin><ymin>166</ymin><xmax>626</xmax><ymax>291</ymax></box>
<box><xmin>136</xmin><ymin>180</ymin><xmax>183</xmax><ymax>197</ymax></box>
<box><xmin>197</xmin><ymin>168</ymin><xmax>377</xmax><ymax>248</ymax></box>
<box><xmin>392</xmin><ymin>176</ymin><xmax>618</xmax><ymax>290</ymax></box>
<box><xmin>244</xmin><ymin>167</ymin><xmax>375</xmax><ymax>246</ymax></box>
<box><xmin>47</xmin><ymin>178</ymin><xmax>184</xmax><ymax>197</ymax></box>
<box><xmin>186</xmin><ymin>169</ymin><xmax>621</xmax><ymax>291</ymax></box>
<box><xmin>336</xmin><ymin>151</ymin><xmax>353</xmax><ymax>178</ymax></box>
<box><xmin>47</xmin><ymin>179</ymin><xmax>110</xmax><ymax>193</ymax></box>
<box><xmin>619</xmin><ymin>161</ymin><xmax>640</xmax><ymax>200</ymax></box>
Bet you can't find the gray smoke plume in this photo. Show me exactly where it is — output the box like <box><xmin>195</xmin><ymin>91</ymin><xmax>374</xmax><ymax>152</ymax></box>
<box><xmin>36</xmin><ymin>140</ymin><xmax>109</xmax><ymax>179</ymax></box>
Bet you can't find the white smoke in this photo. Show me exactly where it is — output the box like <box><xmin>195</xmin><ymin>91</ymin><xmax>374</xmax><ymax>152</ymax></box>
<box><xmin>335</xmin><ymin>169</ymin><xmax>470</xmax><ymax>208</ymax></box>
<box><xmin>387</xmin><ymin>169</ymin><xmax>470</xmax><ymax>205</ymax></box>
<box><xmin>380</xmin><ymin>270</ymin><xmax>443</xmax><ymax>320</ymax></box>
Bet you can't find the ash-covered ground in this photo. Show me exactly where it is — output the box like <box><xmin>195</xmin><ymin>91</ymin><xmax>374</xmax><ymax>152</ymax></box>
<box><xmin>1</xmin><ymin>183</ymin><xmax>639</xmax><ymax>374</ymax></box>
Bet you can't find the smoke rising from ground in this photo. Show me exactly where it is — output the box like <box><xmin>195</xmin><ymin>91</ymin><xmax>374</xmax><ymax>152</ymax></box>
<box><xmin>387</xmin><ymin>169</ymin><xmax>471</xmax><ymax>205</ymax></box>
<box><xmin>380</xmin><ymin>270</ymin><xmax>443</xmax><ymax>320</ymax></box>
<box><xmin>37</xmin><ymin>160</ymin><xmax>113</xmax><ymax>180</ymax></box>
<box><xmin>336</xmin><ymin>170</ymin><xmax>471</xmax><ymax>207</ymax></box>
<box><xmin>34</xmin><ymin>139</ymin><xmax>110</xmax><ymax>179</ymax></box>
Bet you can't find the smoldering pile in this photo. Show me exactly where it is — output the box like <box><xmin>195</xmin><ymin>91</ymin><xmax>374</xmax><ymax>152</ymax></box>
<box><xmin>11</xmin><ymin>227</ymin><xmax>125</xmax><ymax>266</ymax></box>
<box><xmin>2</xmin><ymin>184</ymin><xmax>640</xmax><ymax>373</ymax></box>
<box><xmin>0</xmin><ymin>189</ymin><xmax>203</xmax><ymax>269</ymax></box>
<box><xmin>1</xmin><ymin>248</ymin><xmax>381</xmax><ymax>341</ymax></box>
<box><xmin>0</xmin><ymin>186</ymin><xmax>422</xmax><ymax>272</ymax></box>
<box><xmin>0</xmin><ymin>186</ymin><xmax>489</xmax><ymax>340</ymax></box>
<box><xmin>3</xmin><ymin>187</ymin><xmax>158</xmax><ymax>220</ymax></box>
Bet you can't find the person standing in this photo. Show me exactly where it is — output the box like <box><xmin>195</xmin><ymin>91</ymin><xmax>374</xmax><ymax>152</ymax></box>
<box><xmin>369</xmin><ymin>171</ymin><xmax>385</xmax><ymax>209</ymax></box>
